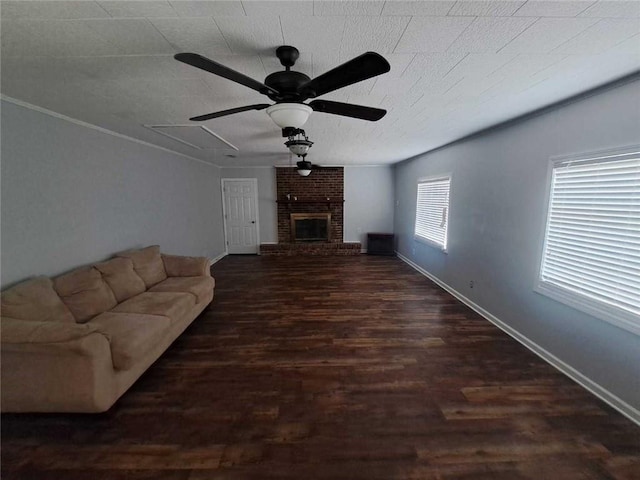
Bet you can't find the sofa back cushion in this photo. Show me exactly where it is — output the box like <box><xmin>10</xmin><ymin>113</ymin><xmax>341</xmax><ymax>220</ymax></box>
<box><xmin>94</xmin><ymin>257</ymin><xmax>146</xmax><ymax>303</ymax></box>
<box><xmin>1</xmin><ymin>277</ymin><xmax>75</xmax><ymax>323</ymax></box>
<box><xmin>116</xmin><ymin>245</ymin><xmax>167</xmax><ymax>288</ymax></box>
<box><xmin>53</xmin><ymin>267</ymin><xmax>117</xmax><ymax>323</ymax></box>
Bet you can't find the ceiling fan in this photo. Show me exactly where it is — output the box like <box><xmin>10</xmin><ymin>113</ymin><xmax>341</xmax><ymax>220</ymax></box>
<box><xmin>174</xmin><ymin>45</ymin><xmax>390</xmax><ymax>130</ymax></box>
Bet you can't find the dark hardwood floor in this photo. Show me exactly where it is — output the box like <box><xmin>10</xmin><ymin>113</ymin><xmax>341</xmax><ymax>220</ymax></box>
<box><xmin>2</xmin><ymin>255</ymin><xmax>639</xmax><ymax>479</ymax></box>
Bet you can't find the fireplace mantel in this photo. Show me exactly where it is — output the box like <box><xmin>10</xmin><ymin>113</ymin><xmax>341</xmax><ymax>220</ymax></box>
<box><xmin>277</xmin><ymin>197</ymin><xmax>344</xmax><ymax>205</ymax></box>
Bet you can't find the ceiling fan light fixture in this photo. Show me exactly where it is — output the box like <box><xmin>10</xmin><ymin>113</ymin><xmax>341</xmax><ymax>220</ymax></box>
<box><xmin>285</xmin><ymin>129</ymin><xmax>314</xmax><ymax>156</ymax></box>
<box><xmin>266</xmin><ymin>103</ymin><xmax>312</xmax><ymax>129</ymax></box>
<box><xmin>296</xmin><ymin>159</ymin><xmax>312</xmax><ymax>177</ymax></box>
<box><xmin>286</xmin><ymin>139</ymin><xmax>313</xmax><ymax>156</ymax></box>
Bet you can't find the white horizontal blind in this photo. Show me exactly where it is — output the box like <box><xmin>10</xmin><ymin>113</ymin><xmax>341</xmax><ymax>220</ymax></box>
<box><xmin>415</xmin><ymin>177</ymin><xmax>451</xmax><ymax>249</ymax></box>
<box><xmin>540</xmin><ymin>153</ymin><xmax>640</xmax><ymax>324</ymax></box>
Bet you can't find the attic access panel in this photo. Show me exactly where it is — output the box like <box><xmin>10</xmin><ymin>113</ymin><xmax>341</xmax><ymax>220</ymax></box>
<box><xmin>145</xmin><ymin>125</ymin><xmax>238</xmax><ymax>151</ymax></box>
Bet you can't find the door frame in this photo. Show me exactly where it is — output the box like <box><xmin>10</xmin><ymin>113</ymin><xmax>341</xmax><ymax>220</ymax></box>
<box><xmin>221</xmin><ymin>178</ymin><xmax>261</xmax><ymax>255</ymax></box>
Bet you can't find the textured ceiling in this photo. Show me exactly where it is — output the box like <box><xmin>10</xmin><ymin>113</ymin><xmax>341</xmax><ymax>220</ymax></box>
<box><xmin>2</xmin><ymin>1</ymin><xmax>639</xmax><ymax>167</ymax></box>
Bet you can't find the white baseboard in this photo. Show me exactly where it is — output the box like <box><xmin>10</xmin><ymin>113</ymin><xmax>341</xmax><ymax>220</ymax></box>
<box><xmin>397</xmin><ymin>252</ymin><xmax>640</xmax><ymax>426</ymax></box>
<box><xmin>210</xmin><ymin>252</ymin><xmax>228</xmax><ymax>265</ymax></box>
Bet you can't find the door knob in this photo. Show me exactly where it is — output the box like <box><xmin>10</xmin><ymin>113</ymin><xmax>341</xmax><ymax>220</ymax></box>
<box><xmin>251</xmin><ymin>221</ymin><xmax>256</xmax><ymax>224</ymax></box>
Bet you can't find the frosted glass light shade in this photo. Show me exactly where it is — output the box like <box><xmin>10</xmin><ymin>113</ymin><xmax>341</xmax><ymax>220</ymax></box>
<box><xmin>285</xmin><ymin>139</ymin><xmax>313</xmax><ymax>156</ymax></box>
<box><xmin>266</xmin><ymin>103</ymin><xmax>312</xmax><ymax>128</ymax></box>
<box><xmin>296</xmin><ymin>160</ymin><xmax>312</xmax><ymax>177</ymax></box>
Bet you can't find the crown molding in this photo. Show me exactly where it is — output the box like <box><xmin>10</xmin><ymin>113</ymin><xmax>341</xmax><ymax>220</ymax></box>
<box><xmin>1</xmin><ymin>95</ymin><xmax>221</xmax><ymax>169</ymax></box>
<box><xmin>220</xmin><ymin>165</ymin><xmax>275</xmax><ymax>169</ymax></box>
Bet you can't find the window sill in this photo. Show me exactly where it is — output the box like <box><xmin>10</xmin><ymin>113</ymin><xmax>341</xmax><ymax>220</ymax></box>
<box><xmin>414</xmin><ymin>234</ymin><xmax>447</xmax><ymax>253</ymax></box>
<box><xmin>534</xmin><ymin>281</ymin><xmax>640</xmax><ymax>336</ymax></box>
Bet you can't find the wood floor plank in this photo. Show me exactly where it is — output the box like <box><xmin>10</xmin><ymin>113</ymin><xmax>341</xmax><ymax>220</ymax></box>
<box><xmin>2</xmin><ymin>256</ymin><xmax>639</xmax><ymax>479</ymax></box>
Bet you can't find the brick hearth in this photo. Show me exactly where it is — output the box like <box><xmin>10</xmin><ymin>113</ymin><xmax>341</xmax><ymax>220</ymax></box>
<box><xmin>260</xmin><ymin>242</ymin><xmax>361</xmax><ymax>256</ymax></box>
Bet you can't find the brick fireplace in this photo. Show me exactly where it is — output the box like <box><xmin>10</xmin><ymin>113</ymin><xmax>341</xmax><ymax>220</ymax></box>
<box><xmin>260</xmin><ymin>166</ymin><xmax>360</xmax><ymax>256</ymax></box>
<box><xmin>277</xmin><ymin>166</ymin><xmax>343</xmax><ymax>243</ymax></box>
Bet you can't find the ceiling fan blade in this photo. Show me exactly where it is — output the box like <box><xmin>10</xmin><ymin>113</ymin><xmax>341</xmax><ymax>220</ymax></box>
<box><xmin>299</xmin><ymin>52</ymin><xmax>390</xmax><ymax>99</ymax></box>
<box><xmin>309</xmin><ymin>100</ymin><xmax>386</xmax><ymax>121</ymax></box>
<box><xmin>175</xmin><ymin>53</ymin><xmax>278</xmax><ymax>96</ymax></box>
<box><xmin>189</xmin><ymin>104</ymin><xmax>271</xmax><ymax>122</ymax></box>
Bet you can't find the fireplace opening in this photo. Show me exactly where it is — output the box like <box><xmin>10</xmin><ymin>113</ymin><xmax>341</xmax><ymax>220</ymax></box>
<box><xmin>296</xmin><ymin>219</ymin><xmax>327</xmax><ymax>241</ymax></box>
<box><xmin>291</xmin><ymin>213</ymin><xmax>331</xmax><ymax>242</ymax></box>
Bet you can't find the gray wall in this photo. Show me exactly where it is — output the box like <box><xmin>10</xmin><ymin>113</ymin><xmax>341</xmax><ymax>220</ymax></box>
<box><xmin>393</xmin><ymin>79</ymin><xmax>640</xmax><ymax>410</ymax></box>
<box><xmin>1</xmin><ymin>100</ymin><xmax>225</xmax><ymax>288</ymax></box>
<box><xmin>344</xmin><ymin>166</ymin><xmax>394</xmax><ymax>248</ymax></box>
<box><xmin>220</xmin><ymin>167</ymin><xmax>278</xmax><ymax>243</ymax></box>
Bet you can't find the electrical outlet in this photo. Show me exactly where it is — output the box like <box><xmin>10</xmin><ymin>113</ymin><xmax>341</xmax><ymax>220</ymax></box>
<box><xmin>469</xmin><ymin>281</ymin><xmax>474</xmax><ymax>289</ymax></box>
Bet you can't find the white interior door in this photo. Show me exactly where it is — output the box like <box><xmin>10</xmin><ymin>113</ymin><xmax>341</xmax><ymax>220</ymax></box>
<box><xmin>222</xmin><ymin>179</ymin><xmax>259</xmax><ymax>254</ymax></box>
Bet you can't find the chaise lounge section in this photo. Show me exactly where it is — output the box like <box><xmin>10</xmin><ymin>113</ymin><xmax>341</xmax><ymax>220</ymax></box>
<box><xmin>1</xmin><ymin>246</ymin><xmax>214</xmax><ymax>413</ymax></box>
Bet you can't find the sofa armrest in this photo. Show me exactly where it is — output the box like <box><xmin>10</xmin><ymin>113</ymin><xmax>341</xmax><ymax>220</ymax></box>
<box><xmin>1</xmin><ymin>318</ymin><xmax>115</xmax><ymax>412</ymax></box>
<box><xmin>161</xmin><ymin>254</ymin><xmax>211</xmax><ymax>277</ymax></box>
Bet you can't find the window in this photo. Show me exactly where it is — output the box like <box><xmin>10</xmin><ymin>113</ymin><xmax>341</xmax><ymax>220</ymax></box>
<box><xmin>415</xmin><ymin>176</ymin><xmax>451</xmax><ymax>251</ymax></box>
<box><xmin>537</xmin><ymin>147</ymin><xmax>640</xmax><ymax>334</ymax></box>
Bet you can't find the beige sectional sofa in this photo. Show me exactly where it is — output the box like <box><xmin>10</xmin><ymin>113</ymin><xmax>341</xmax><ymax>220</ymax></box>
<box><xmin>0</xmin><ymin>246</ymin><xmax>214</xmax><ymax>413</ymax></box>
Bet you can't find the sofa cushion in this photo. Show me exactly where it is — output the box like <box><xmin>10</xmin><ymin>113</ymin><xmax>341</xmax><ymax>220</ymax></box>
<box><xmin>149</xmin><ymin>276</ymin><xmax>215</xmax><ymax>303</ymax></box>
<box><xmin>94</xmin><ymin>257</ymin><xmax>146</xmax><ymax>303</ymax></box>
<box><xmin>89</xmin><ymin>312</ymin><xmax>171</xmax><ymax>370</ymax></box>
<box><xmin>1</xmin><ymin>317</ymin><xmax>98</xmax><ymax>344</ymax></box>
<box><xmin>1</xmin><ymin>277</ymin><xmax>75</xmax><ymax>324</ymax></box>
<box><xmin>54</xmin><ymin>268</ymin><xmax>118</xmax><ymax>323</ymax></box>
<box><xmin>111</xmin><ymin>292</ymin><xmax>194</xmax><ymax>323</ymax></box>
<box><xmin>116</xmin><ymin>245</ymin><xmax>167</xmax><ymax>288</ymax></box>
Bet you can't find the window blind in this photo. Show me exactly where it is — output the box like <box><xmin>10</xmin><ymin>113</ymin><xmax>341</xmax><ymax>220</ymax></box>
<box><xmin>415</xmin><ymin>177</ymin><xmax>451</xmax><ymax>250</ymax></box>
<box><xmin>539</xmin><ymin>153</ymin><xmax>640</xmax><ymax>324</ymax></box>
